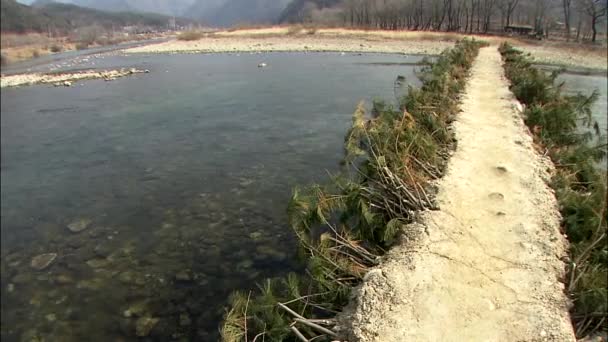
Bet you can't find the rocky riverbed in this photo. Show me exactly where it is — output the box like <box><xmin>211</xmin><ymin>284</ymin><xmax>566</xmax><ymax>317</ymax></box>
<box><xmin>1</xmin><ymin>192</ymin><xmax>297</xmax><ymax>341</ymax></box>
<box><xmin>0</xmin><ymin>68</ymin><xmax>149</xmax><ymax>88</ymax></box>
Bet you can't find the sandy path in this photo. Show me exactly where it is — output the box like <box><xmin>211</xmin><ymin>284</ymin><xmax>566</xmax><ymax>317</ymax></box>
<box><xmin>339</xmin><ymin>47</ymin><xmax>575</xmax><ymax>341</ymax></box>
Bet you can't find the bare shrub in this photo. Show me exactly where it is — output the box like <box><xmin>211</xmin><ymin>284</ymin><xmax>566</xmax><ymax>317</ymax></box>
<box><xmin>50</xmin><ymin>44</ymin><xmax>62</xmax><ymax>53</ymax></box>
<box><xmin>177</xmin><ymin>30</ymin><xmax>205</xmax><ymax>41</ymax></box>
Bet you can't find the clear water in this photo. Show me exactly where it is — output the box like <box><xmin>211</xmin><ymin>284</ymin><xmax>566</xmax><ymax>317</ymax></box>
<box><xmin>558</xmin><ymin>73</ymin><xmax>608</xmax><ymax>168</ymax></box>
<box><xmin>558</xmin><ymin>73</ymin><xmax>608</xmax><ymax>134</ymax></box>
<box><xmin>1</xmin><ymin>52</ymin><xmax>423</xmax><ymax>341</ymax></box>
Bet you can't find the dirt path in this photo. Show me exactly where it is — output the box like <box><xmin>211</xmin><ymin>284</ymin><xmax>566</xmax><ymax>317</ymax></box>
<box><xmin>339</xmin><ymin>47</ymin><xmax>576</xmax><ymax>341</ymax></box>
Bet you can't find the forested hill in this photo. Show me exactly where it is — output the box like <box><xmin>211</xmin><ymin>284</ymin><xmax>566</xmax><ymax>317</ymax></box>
<box><xmin>1</xmin><ymin>0</ymin><xmax>194</xmax><ymax>33</ymax></box>
<box><xmin>279</xmin><ymin>0</ymin><xmax>339</xmax><ymax>23</ymax></box>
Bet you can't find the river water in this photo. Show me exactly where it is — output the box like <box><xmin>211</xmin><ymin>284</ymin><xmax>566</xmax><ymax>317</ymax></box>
<box><xmin>1</xmin><ymin>52</ymin><xmax>605</xmax><ymax>341</ymax></box>
<box><xmin>1</xmin><ymin>52</ymin><xmax>423</xmax><ymax>341</ymax></box>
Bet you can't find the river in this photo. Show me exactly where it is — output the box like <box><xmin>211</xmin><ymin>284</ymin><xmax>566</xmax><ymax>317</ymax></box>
<box><xmin>1</xmin><ymin>51</ymin><xmax>605</xmax><ymax>341</ymax></box>
<box><xmin>1</xmin><ymin>52</ymin><xmax>422</xmax><ymax>341</ymax></box>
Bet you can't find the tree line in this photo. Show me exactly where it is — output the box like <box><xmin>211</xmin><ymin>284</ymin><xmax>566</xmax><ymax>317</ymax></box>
<box><xmin>299</xmin><ymin>0</ymin><xmax>607</xmax><ymax>42</ymax></box>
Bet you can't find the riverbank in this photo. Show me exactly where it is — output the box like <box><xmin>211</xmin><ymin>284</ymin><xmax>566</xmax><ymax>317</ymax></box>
<box><xmin>339</xmin><ymin>46</ymin><xmax>575</xmax><ymax>341</ymax></box>
<box><xmin>125</xmin><ymin>27</ymin><xmax>607</xmax><ymax>71</ymax></box>
<box><xmin>1</xmin><ymin>32</ymin><xmax>172</xmax><ymax>65</ymax></box>
<box><xmin>220</xmin><ymin>39</ymin><xmax>486</xmax><ymax>341</ymax></box>
<box><xmin>0</xmin><ymin>68</ymin><xmax>148</xmax><ymax>88</ymax></box>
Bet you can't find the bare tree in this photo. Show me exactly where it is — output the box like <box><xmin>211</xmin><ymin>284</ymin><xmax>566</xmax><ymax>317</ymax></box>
<box><xmin>563</xmin><ymin>0</ymin><xmax>572</xmax><ymax>40</ymax></box>
<box><xmin>579</xmin><ymin>0</ymin><xmax>607</xmax><ymax>42</ymax></box>
<box><xmin>499</xmin><ymin>0</ymin><xmax>520</xmax><ymax>27</ymax></box>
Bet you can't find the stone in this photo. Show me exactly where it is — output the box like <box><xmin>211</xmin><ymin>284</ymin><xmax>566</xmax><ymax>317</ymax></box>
<box><xmin>7</xmin><ymin>283</ymin><xmax>15</xmax><ymax>293</ymax></box>
<box><xmin>94</xmin><ymin>243</ymin><xmax>113</xmax><ymax>258</ymax></box>
<box><xmin>86</xmin><ymin>258</ymin><xmax>109</xmax><ymax>268</ymax></box>
<box><xmin>174</xmin><ymin>270</ymin><xmax>192</xmax><ymax>282</ymax></box>
<box><xmin>11</xmin><ymin>273</ymin><xmax>32</xmax><ymax>284</ymax></box>
<box><xmin>56</xmin><ymin>274</ymin><xmax>74</xmax><ymax>284</ymax></box>
<box><xmin>46</xmin><ymin>313</ymin><xmax>57</xmax><ymax>322</ymax></box>
<box><xmin>63</xmin><ymin>81</ymin><xmax>72</xmax><ymax>87</ymax></box>
<box><xmin>135</xmin><ymin>316</ymin><xmax>159</xmax><ymax>337</ymax></box>
<box><xmin>179</xmin><ymin>313</ymin><xmax>191</xmax><ymax>326</ymax></box>
<box><xmin>118</xmin><ymin>271</ymin><xmax>135</xmax><ymax>284</ymax></box>
<box><xmin>31</xmin><ymin>253</ymin><xmax>57</xmax><ymax>270</ymax></box>
<box><xmin>258</xmin><ymin>63</ymin><xmax>267</xmax><ymax>68</ymax></box>
<box><xmin>144</xmin><ymin>69</ymin><xmax>150</xmax><ymax>73</ymax></box>
<box><xmin>67</xmin><ymin>219</ymin><xmax>91</xmax><ymax>233</ymax></box>
<box><xmin>124</xmin><ymin>300</ymin><xmax>149</xmax><ymax>318</ymax></box>
<box><xmin>249</xmin><ymin>231</ymin><xmax>263</xmax><ymax>240</ymax></box>
<box><xmin>255</xmin><ymin>245</ymin><xmax>287</xmax><ymax>262</ymax></box>
<box><xmin>236</xmin><ymin>259</ymin><xmax>253</xmax><ymax>271</ymax></box>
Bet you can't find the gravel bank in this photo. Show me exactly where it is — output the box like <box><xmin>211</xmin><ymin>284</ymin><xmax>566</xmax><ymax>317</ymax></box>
<box><xmin>125</xmin><ymin>28</ymin><xmax>606</xmax><ymax>71</ymax></box>
<box><xmin>0</xmin><ymin>68</ymin><xmax>147</xmax><ymax>88</ymax></box>
<box><xmin>124</xmin><ymin>35</ymin><xmax>454</xmax><ymax>56</ymax></box>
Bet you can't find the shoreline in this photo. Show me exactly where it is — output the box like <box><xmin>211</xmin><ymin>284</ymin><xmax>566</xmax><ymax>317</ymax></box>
<box><xmin>0</xmin><ymin>68</ymin><xmax>148</xmax><ymax>88</ymax></box>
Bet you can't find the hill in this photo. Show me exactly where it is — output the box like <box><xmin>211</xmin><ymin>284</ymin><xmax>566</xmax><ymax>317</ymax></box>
<box><xmin>279</xmin><ymin>0</ymin><xmax>340</xmax><ymax>23</ymax></box>
<box><xmin>68</xmin><ymin>0</ymin><xmax>195</xmax><ymax>16</ymax></box>
<box><xmin>197</xmin><ymin>0</ymin><xmax>290</xmax><ymax>27</ymax></box>
<box><xmin>1</xmin><ymin>0</ymin><xmax>195</xmax><ymax>33</ymax></box>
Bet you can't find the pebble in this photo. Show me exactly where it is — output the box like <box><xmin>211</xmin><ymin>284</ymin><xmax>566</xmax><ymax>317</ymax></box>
<box><xmin>174</xmin><ymin>270</ymin><xmax>193</xmax><ymax>282</ymax></box>
<box><xmin>135</xmin><ymin>316</ymin><xmax>159</xmax><ymax>337</ymax></box>
<box><xmin>179</xmin><ymin>313</ymin><xmax>191</xmax><ymax>326</ymax></box>
<box><xmin>67</xmin><ymin>218</ymin><xmax>92</xmax><ymax>233</ymax></box>
<box><xmin>30</xmin><ymin>253</ymin><xmax>58</xmax><ymax>270</ymax></box>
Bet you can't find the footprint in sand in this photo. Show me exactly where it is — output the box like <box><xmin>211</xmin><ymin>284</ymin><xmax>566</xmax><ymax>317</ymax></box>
<box><xmin>488</xmin><ymin>192</ymin><xmax>504</xmax><ymax>200</ymax></box>
<box><xmin>495</xmin><ymin>166</ymin><xmax>508</xmax><ymax>175</ymax></box>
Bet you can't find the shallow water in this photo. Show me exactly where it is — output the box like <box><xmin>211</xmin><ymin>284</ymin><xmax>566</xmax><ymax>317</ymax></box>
<box><xmin>558</xmin><ymin>73</ymin><xmax>608</xmax><ymax>134</ymax></box>
<box><xmin>558</xmin><ymin>73</ymin><xmax>608</xmax><ymax>168</ymax></box>
<box><xmin>1</xmin><ymin>52</ymin><xmax>422</xmax><ymax>341</ymax></box>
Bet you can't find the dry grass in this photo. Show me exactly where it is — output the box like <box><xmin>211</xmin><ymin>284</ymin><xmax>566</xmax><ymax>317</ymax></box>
<box><xmin>177</xmin><ymin>30</ymin><xmax>206</xmax><ymax>41</ymax></box>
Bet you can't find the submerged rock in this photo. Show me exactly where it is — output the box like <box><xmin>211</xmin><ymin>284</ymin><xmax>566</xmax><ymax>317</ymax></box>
<box><xmin>135</xmin><ymin>316</ymin><xmax>160</xmax><ymax>337</ymax></box>
<box><xmin>67</xmin><ymin>218</ymin><xmax>92</xmax><ymax>233</ymax></box>
<box><xmin>236</xmin><ymin>259</ymin><xmax>253</xmax><ymax>272</ymax></box>
<box><xmin>93</xmin><ymin>243</ymin><xmax>113</xmax><ymax>258</ymax></box>
<box><xmin>255</xmin><ymin>245</ymin><xmax>287</xmax><ymax>262</ymax></box>
<box><xmin>249</xmin><ymin>231</ymin><xmax>263</xmax><ymax>240</ymax></box>
<box><xmin>174</xmin><ymin>270</ymin><xmax>193</xmax><ymax>282</ymax></box>
<box><xmin>124</xmin><ymin>300</ymin><xmax>149</xmax><ymax>318</ymax></box>
<box><xmin>55</xmin><ymin>274</ymin><xmax>74</xmax><ymax>284</ymax></box>
<box><xmin>179</xmin><ymin>313</ymin><xmax>191</xmax><ymax>326</ymax></box>
<box><xmin>31</xmin><ymin>253</ymin><xmax>57</xmax><ymax>270</ymax></box>
<box><xmin>86</xmin><ymin>258</ymin><xmax>109</xmax><ymax>268</ymax></box>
